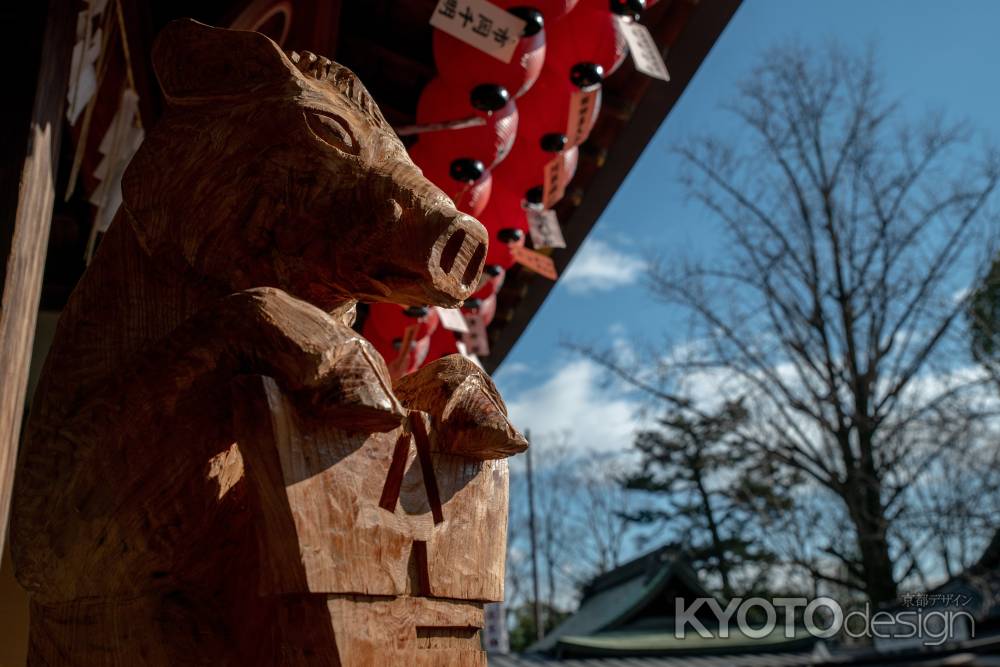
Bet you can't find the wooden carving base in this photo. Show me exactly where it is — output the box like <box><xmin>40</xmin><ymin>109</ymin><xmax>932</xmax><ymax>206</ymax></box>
<box><xmin>24</xmin><ymin>376</ymin><xmax>507</xmax><ymax>665</ymax></box>
<box><xmin>238</xmin><ymin>375</ymin><xmax>508</xmax><ymax>666</ymax></box>
<box><xmin>233</xmin><ymin>375</ymin><xmax>509</xmax><ymax>604</ymax></box>
<box><xmin>27</xmin><ymin>595</ymin><xmax>486</xmax><ymax>667</ymax></box>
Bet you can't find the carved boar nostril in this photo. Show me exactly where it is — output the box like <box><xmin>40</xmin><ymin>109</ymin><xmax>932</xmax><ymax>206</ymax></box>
<box><xmin>428</xmin><ymin>214</ymin><xmax>489</xmax><ymax>302</ymax></box>
<box><xmin>439</xmin><ymin>229</ymin><xmax>467</xmax><ymax>275</ymax></box>
<box><xmin>463</xmin><ymin>242</ymin><xmax>486</xmax><ymax>286</ymax></box>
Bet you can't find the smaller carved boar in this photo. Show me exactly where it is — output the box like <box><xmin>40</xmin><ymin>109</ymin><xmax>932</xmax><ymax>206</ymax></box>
<box><xmin>11</xmin><ymin>19</ymin><xmax>525</xmax><ymax>666</ymax></box>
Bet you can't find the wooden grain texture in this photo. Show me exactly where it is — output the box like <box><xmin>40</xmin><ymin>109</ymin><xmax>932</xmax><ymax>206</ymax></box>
<box><xmin>234</xmin><ymin>376</ymin><xmax>511</xmax><ymax>603</ymax></box>
<box><xmin>0</xmin><ymin>0</ymin><xmax>73</xmax><ymax>556</ymax></box>
<box><xmin>9</xmin><ymin>18</ymin><xmax>522</xmax><ymax>665</ymax></box>
<box><xmin>395</xmin><ymin>355</ymin><xmax>529</xmax><ymax>460</ymax></box>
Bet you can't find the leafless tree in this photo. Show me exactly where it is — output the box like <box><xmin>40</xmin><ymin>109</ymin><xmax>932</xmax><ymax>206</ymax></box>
<box><xmin>504</xmin><ymin>488</ymin><xmax>533</xmax><ymax>612</ymax></box>
<box><xmin>504</xmin><ymin>439</ymin><xmax>584</xmax><ymax>625</ymax></box>
<box><xmin>573</xmin><ymin>456</ymin><xmax>632</xmax><ymax>576</ymax></box>
<box><xmin>534</xmin><ymin>447</ymin><xmax>579</xmax><ymax>614</ymax></box>
<box><xmin>504</xmin><ymin>437</ymin><xmax>633</xmax><ymax>627</ymax></box>
<box><xmin>574</xmin><ymin>43</ymin><xmax>1000</xmax><ymax>605</ymax></box>
<box><xmin>902</xmin><ymin>432</ymin><xmax>1000</xmax><ymax>579</ymax></box>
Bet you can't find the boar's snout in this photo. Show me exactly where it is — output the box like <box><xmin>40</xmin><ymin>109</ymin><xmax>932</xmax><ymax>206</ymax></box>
<box><xmin>427</xmin><ymin>210</ymin><xmax>488</xmax><ymax>303</ymax></box>
<box><xmin>372</xmin><ymin>203</ymin><xmax>488</xmax><ymax>307</ymax></box>
<box><xmin>364</xmin><ymin>160</ymin><xmax>488</xmax><ymax>307</ymax></box>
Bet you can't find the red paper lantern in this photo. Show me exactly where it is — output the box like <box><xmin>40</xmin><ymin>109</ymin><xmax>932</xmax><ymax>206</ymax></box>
<box><xmin>479</xmin><ymin>263</ymin><xmax>507</xmax><ymax>298</ymax></box>
<box><xmin>464</xmin><ymin>262</ymin><xmax>505</xmax><ymax>326</ymax></box>
<box><xmin>462</xmin><ymin>292</ymin><xmax>498</xmax><ymax>327</ymax></box>
<box><xmin>434</xmin><ymin>7</ymin><xmax>546</xmax><ymax>99</ymax></box>
<box><xmin>479</xmin><ymin>183</ymin><xmax>529</xmax><ymax>269</ymax></box>
<box><xmin>516</xmin><ymin>64</ymin><xmax>602</xmax><ymax>149</ymax></box>
<box><xmin>365</xmin><ymin>303</ymin><xmax>439</xmax><ymax>341</ymax></box>
<box><xmin>493</xmin><ymin>131</ymin><xmax>580</xmax><ymax>208</ymax></box>
<box><xmin>545</xmin><ymin>5</ymin><xmax>628</xmax><ymax>81</ymax></box>
<box><xmin>492</xmin><ymin>131</ymin><xmax>560</xmax><ymax>202</ymax></box>
<box><xmin>366</xmin><ymin>329</ymin><xmax>433</xmax><ymax>376</ymax></box>
<box><xmin>410</xmin><ymin>150</ymin><xmax>494</xmax><ymax>217</ymax></box>
<box><xmin>561</xmin><ymin>145</ymin><xmax>579</xmax><ymax>187</ymax></box>
<box><xmin>359</xmin><ymin>325</ymin><xmax>405</xmax><ymax>372</ymax></box>
<box><xmin>426</xmin><ymin>325</ymin><xmax>462</xmax><ymax>364</ymax></box>
<box><xmin>485</xmin><ymin>220</ymin><xmax>526</xmax><ymax>270</ymax></box>
<box><xmin>456</xmin><ymin>170</ymin><xmax>493</xmax><ymax>217</ymax></box>
<box><xmin>362</xmin><ymin>303</ymin><xmax>440</xmax><ymax>374</ymax></box>
<box><xmin>411</xmin><ymin>77</ymin><xmax>519</xmax><ymax>170</ymax></box>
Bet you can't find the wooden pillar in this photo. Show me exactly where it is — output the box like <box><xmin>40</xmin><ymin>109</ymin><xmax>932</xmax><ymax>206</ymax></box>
<box><xmin>0</xmin><ymin>0</ymin><xmax>74</xmax><ymax>549</ymax></box>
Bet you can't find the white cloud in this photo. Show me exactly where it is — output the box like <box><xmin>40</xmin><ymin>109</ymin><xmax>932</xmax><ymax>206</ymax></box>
<box><xmin>502</xmin><ymin>358</ymin><xmax>643</xmax><ymax>453</ymax></box>
<box><xmin>496</xmin><ymin>361</ymin><xmax>531</xmax><ymax>378</ymax></box>
<box><xmin>560</xmin><ymin>239</ymin><xmax>646</xmax><ymax>294</ymax></box>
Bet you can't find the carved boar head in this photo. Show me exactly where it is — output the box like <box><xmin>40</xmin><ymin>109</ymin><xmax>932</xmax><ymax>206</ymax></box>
<box><xmin>122</xmin><ymin>19</ymin><xmax>488</xmax><ymax>309</ymax></box>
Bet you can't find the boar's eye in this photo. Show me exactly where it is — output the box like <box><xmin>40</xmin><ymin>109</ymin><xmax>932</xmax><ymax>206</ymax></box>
<box><xmin>305</xmin><ymin>110</ymin><xmax>357</xmax><ymax>154</ymax></box>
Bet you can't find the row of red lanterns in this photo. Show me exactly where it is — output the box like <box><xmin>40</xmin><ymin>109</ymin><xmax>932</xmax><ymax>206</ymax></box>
<box><xmin>365</xmin><ymin>0</ymin><xmax>648</xmax><ymax>374</ymax></box>
<box><xmin>362</xmin><ymin>264</ymin><xmax>506</xmax><ymax>375</ymax></box>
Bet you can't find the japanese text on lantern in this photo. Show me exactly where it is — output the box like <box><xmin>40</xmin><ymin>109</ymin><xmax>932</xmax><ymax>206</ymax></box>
<box><xmin>511</xmin><ymin>245</ymin><xmax>558</xmax><ymax>280</ymax></box>
<box><xmin>431</xmin><ymin>0</ymin><xmax>526</xmax><ymax>63</ymax></box>
<box><xmin>541</xmin><ymin>155</ymin><xmax>566</xmax><ymax>209</ymax></box>
<box><xmin>566</xmin><ymin>87</ymin><xmax>599</xmax><ymax>146</ymax></box>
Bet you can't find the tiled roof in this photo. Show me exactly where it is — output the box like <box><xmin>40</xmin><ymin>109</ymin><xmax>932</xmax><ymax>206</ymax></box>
<box><xmin>490</xmin><ymin>632</ymin><xmax>1000</xmax><ymax>667</ymax></box>
<box><xmin>526</xmin><ymin>546</ymin><xmax>705</xmax><ymax>654</ymax></box>
<box><xmin>489</xmin><ymin>650</ymin><xmax>823</xmax><ymax>667</ymax></box>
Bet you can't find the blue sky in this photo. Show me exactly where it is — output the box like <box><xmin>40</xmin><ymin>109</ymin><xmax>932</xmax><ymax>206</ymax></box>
<box><xmin>494</xmin><ymin>0</ymin><xmax>1000</xmax><ymax>454</ymax></box>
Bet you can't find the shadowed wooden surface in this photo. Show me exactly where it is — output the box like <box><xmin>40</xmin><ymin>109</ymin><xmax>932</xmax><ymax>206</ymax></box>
<box><xmin>0</xmin><ymin>0</ymin><xmax>74</xmax><ymax>555</ymax></box>
<box><xmin>10</xmin><ymin>18</ymin><xmax>522</xmax><ymax>665</ymax></box>
<box><xmin>234</xmin><ymin>376</ymin><xmax>505</xmax><ymax>664</ymax></box>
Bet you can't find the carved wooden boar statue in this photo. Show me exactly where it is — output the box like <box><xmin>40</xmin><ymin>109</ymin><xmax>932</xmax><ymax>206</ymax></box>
<box><xmin>11</xmin><ymin>19</ymin><xmax>526</xmax><ymax>666</ymax></box>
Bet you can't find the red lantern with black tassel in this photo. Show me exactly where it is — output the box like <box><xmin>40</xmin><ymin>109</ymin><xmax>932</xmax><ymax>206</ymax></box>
<box><xmin>425</xmin><ymin>324</ymin><xmax>462</xmax><ymax>364</ymax></box>
<box><xmin>493</xmin><ymin>129</ymin><xmax>580</xmax><ymax>208</ymax></box>
<box><xmin>412</xmin><ymin>154</ymin><xmax>494</xmax><ymax>217</ymax></box>
<box><xmin>362</xmin><ymin>303</ymin><xmax>440</xmax><ymax>376</ymax></box>
<box><xmin>544</xmin><ymin>2</ymin><xmax>632</xmax><ymax>80</ymax></box>
<box><xmin>560</xmin><ymin>144</ymin><xmax>579</xmax><ymax>188</ymax></box>
<box><xmin>409</xmin><ymin>77</ymin><xmax>518</xmax><ymax>170</ymax></box>
<box><xmin>516</xmin><ymin>64</ymin><xmax>602</xmax><ymax>150</ymax></box>
<box><xmin>478</xmin><ymin>182</ymin><xmax>530</xmax><ymax>269</ymax></box>
<box><xmin>463</xmin><ymin>261</ymin><xmax>506</xmax><ymax>327</ymax></box>
<box><xmin>492</xmin><ymin>130</ymin><xmax>562</xmax><ymax>204</ymax></box>
<box><xmin>462</xmin><ymin>292</ymin><xmax>498</xmax><ymax>327</ymax></box>
<box><xmin>480</xmin><ymin>262</ymin><xmax>507</xmax><ymax>297</ymax></box>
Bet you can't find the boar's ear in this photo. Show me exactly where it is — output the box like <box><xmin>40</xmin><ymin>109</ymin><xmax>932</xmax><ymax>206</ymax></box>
<box><xmin>152</xmin><ymin>19</ymin><xmax>296</xmax><ymax>105</ymax></box>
